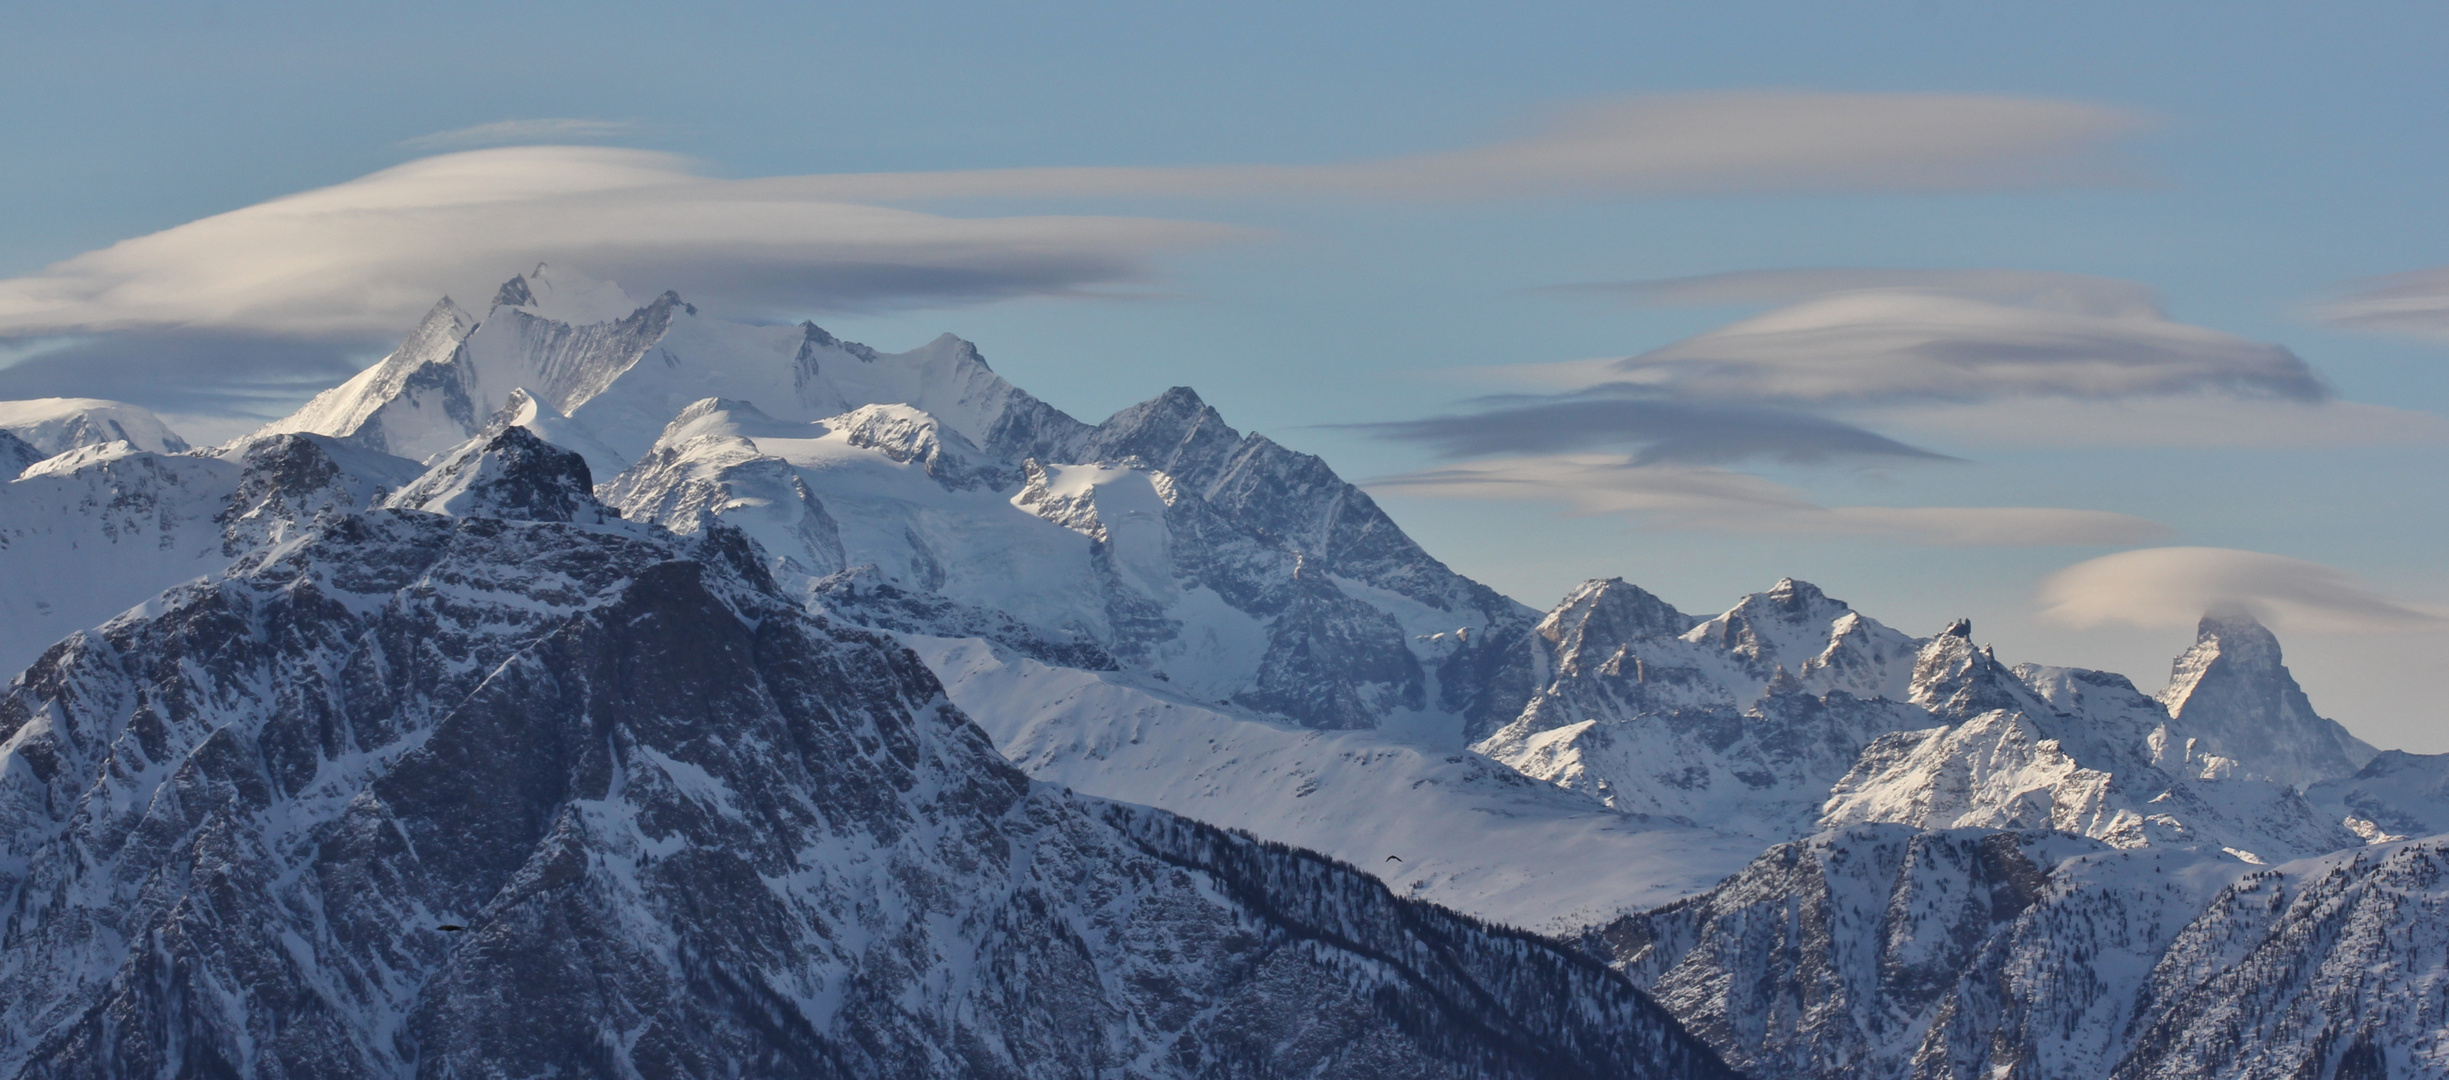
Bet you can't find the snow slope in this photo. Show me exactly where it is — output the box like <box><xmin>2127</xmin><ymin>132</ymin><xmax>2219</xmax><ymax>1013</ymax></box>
<box><xmin>915</xmin><ymin>634</ymin><xmax>1762</xmax><ymax>931</ymax></box>
<box><xmin>0</xmin><ymin>433</ymin><xmax>420</xmax><ymax>679</ymax></box>
<box><xmin>0</xmin><ymin>434</ymin><xmax>1738</xmax><ymax>1079</ymax></box>
<box><xmin>0</xmin><ymin>397</ymin><xmax>190</xmax><ymax>459</ymax></box>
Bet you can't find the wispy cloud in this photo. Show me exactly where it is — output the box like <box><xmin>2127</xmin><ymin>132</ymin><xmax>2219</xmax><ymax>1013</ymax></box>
<box><xmin>400</xmin><ymin>118</ymin><xmax>644</xmax><ymax>151</ymax></box>
<box><xmin>1546</xmin><ymin>267</ymin><xmax>2163</xmax><ymax>313</ymax></box>
<box><xmin>0</xmin><ymin>91</ymin><xmax>2155</xmax><ymax>429</ymax></box>
<box><xmin>1369</xmin><ymin>454</ymin><xmax>2168</xmax><ymax>546</ymax></box>
<box><xmin>1598</xmin><ymin>287</ymin><xmax>2324</xmax><ymax>405</ymax></box>
<box><xmin>1360</xmin><ymin>265</ymin><xmax>2409</xmax><ymax>543</ymax></box>
<box><xmin>1454</xmin><ymin>268</ymin><xmax>2442</xmax><ymax>451</ymax></box>
<box><xmin>1349</xmin><ymin>394</ymin><xmax>1952</xmax><ymax>466</ymax></box>
<box><xmin>0</xmin><ymin>91</ymin><xmax>2149</xmax><ymax>344</ymax></box>
<box><xmin>1378</xmin><ymin>273</ymin><xmax>2343</xmax><ymax>465</ymax></box>
<box><xmin>2315</xmin><ymin>266</ymin><xmax>2449</xmax><ymax>343</ymax></box>
<box><xmin>1856</xmin><ymin>395</ymin><xmax>2449</xmax><ymax>449</ymax></box>
<box><xmin>753</xmin><ymin>92</ymin><xmax>2148</xmax><ymax>202</ymax></box>
<box><xmin>2038</xmin><ymin>547</ymin><xmax>2449</xmax><ymax>633</ymax></box>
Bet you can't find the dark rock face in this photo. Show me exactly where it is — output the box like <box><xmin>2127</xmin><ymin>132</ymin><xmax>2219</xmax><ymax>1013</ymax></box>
<box><xmin>0</xmin><ymin>503</ymin><xmax>1733</xmax><ymax>1079</ymax></box>
<box><xmin>214</xmin><ymin>433</ymin><xmax>422</xmax><ymax>555</ymax></box>
<box><xmin>0</xmin><ymin>430</ymin><xmax>37</xmax><ymax>476</ymax></box>
<box><xmin>1583</xmin><ymin>826</ymin><xmax>2059</xmax><ymax>1080</ymax></box>
<box><xmin>383</xmin><ymin>426</ymin><xmax>609</xmax><ymax>524</ymax></box>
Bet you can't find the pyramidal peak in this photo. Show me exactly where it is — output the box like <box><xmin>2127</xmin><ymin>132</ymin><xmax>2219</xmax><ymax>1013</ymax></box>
<box><xmin>2159</xmin><ymin>606</ymin><xmax>2377</xmax><ymax>789</ymax></box>
<box><xmin>1540</xmin><ymin>578</ymin><xmax>1693</xmax><ymax>660</ymax></box>
<box><xmin>383</xmin><ymin>424</ymin><xmax>617</xmax><ymax>524</ymax></box>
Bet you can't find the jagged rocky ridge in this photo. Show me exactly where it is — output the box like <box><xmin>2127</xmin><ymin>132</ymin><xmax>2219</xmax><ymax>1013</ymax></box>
<box><xmin>1480</xmin><ymin>579</ymin><xmax>2373</xmax><ymax>866</ymax></box>
<box><xmin>5</xmin><ymin>264</ymin><xmax>2443</xmax><ymax>1078</ymax></box>
<box><xmin>1578</xmin><ymin>823</ymin><xmax>2449</xmax><ymax>1080</ymax></box>
<box><xmin>267</xmin><ymin>266</ymin><xmax>1535</xmax><ymax>735</ymax></box>
<box><xmin>0</xmin><ymin>432</ymin><xmax>425</xmax><ymax>678</ymax></box>
<box><xmin>0</xmin><ymin>431</ymin><xmax>1736</xmax><ymax>1079</ymax></box>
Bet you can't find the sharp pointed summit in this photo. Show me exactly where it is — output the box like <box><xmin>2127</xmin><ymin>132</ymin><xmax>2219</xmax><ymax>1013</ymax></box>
<box><xmin>2159</xmin><ymin>607</ymin><xmax>2378</xmax><ymax>790</ymax></box>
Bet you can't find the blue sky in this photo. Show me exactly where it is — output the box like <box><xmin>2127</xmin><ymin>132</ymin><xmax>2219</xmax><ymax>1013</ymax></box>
<box><xmin>5</xmin><ymin>1</ymin><xmax>2446</xmax><ymax>746</ymax></box>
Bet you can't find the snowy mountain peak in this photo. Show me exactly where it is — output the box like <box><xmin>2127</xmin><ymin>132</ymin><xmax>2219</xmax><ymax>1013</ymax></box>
<box><xmin>0</xmin><ymin>396</ymin><xmax>191</xmax><ymax>457</ymax></box>
<box><xmin>1539</xmin><ymin>578</ymin><xmax>1694</xmax><ymax>674</ymax></box>
<box><xmin>383</xmin><ymin>425</ymin><xmax>613</xmax><ymax>523</ymax></box>
<box><xmin>1907</xmin><ymin>620</ymin><xmax>2025</xmax><ymax>717</ymax></box>
<box><xmin>2160</xmin><ymin>607</ymin><xmax>2377</xmax><ymax>789</ymax></box>
<box><xmin>1073</xmin><ymin>385</ymin><xmax>1240</xmax><ymax>486</ymax></box>
<box><xmin>828</xmin><ymin>402</ymin><xmax>1013</xmax><ymax>491</ymax></box>
<box><xmin>1765</xmin><ymin>575</ymin><xmax>1827</xmax><ymax>607</ymax></box>
<box><xmin>648</xmin><ymin>396</ymin><xmax>808</xmax><ymax>447</ymax></box>
<box><xmin>491</xmin><ymin>270</ymin><xmax>535</xmax><ymax>309</ymax></box>
<box><xmin>1681</xmin><ymin>577</ymin><xmax>1875</xmax><ymax>684</ymax></box>
<box><xmin>796</xmin><ymin>320</ymin><xmax>879</xmax><ymax>364</ymax></box>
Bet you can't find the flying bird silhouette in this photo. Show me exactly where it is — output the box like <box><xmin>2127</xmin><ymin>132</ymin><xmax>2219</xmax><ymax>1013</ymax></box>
<box><xmin>436</xmin><ymin>924</ymin><xmax>468</xmax><ymax>932</ymax></box>
<box><xmin>1385</xmin><ymin>855</ymin><xmax>1402</xmax><ymax>863</ymax></box>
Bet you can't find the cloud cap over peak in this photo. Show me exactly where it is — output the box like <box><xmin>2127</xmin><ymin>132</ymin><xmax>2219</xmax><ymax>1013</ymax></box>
<box><xmin>2038</xmin><ymin>546</ymin><xmax>2449</xmax><ymax>634</ymax></box>
<box><xmin>0</xmin><ymin>146</ymin><xmax>1245</xmax><ymax>339</ymax></box>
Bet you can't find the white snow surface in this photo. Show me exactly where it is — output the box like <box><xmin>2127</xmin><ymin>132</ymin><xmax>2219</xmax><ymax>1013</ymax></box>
<box><xmin>14</xmin><ymin>264</ymin><xmax>2429</xmax><ymax>955</ymax></box>
<box><xmin>1485</xmin><ymin>584</ymin><xmax>2373</xmax><ymax>867</ymax></box>
<box><xmin>0</xmin><ymin>397</ymin><xmax>190</xmax><ymax>460</ymax></box>
<box><xmin>261</xmin><ymin>265</ymin><xmax>1063</xmax><ymax>468</ymax></box>
<box><xmin>0</xmin><ymin>432</ymin><xmax>422</xmax><ymax>681</ymax></box>
<box><xmin>912</xmin><ymin>635</ymin><xmax>1760</xmax><ymax>931</ymax></box>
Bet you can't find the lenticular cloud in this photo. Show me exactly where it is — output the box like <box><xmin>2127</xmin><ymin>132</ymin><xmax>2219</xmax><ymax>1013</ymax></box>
<box><xmin>0</xmin><ymin>146</ymin><xmax>1242</xmax><ymax>339</ymax></box>
<box><xmin>1609</xmin><ymin>287</ymin><xmax>2326</xmax><ymax>405</ymax></box>
<box><xmin>2037</xmin><ymin>546</ymin><xmax>2447</xmax><ymax>633</ymax></box>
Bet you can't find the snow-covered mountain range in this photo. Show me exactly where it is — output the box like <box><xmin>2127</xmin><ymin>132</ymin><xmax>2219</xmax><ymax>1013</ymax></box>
<box><xmin>2</xmin><ymin>264</ymin><xmax>2441</xmax><ymax>1078</ymax></box>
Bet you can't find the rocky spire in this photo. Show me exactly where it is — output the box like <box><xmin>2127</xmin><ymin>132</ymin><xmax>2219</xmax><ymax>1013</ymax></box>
<box><xmin>2159</xmin><ymin>607</ymin><xmax>2377</xmax><ymax>789</ymax></box>
<box><xmin>383</xmin><ymin>425</ymin><xmax>612</xmax><ymax>524</ymax></box>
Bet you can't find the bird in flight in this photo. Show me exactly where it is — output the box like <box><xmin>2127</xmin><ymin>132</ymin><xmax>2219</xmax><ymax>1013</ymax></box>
<box><xmin>1385</xmin><ymin>855</ymin><xmax>1402</xmax><ymax>863</ymax></box>
<box><xmin>436</xmin><ymin>924</ymin><xmax>468</xmax><ymax>932</ymax></box>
